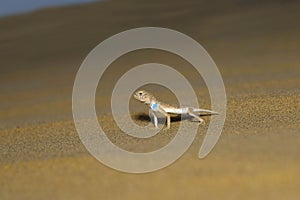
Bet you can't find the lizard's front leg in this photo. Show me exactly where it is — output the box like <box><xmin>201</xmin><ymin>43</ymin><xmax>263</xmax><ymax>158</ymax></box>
<box><xmin>157</xmin><ymin>107</ymin><xmax>171</xmax><ymax>129</ymax></box>
<box><xmin>166</xmin><ymin>114</ymin><xmax>171</xmax><ymax>129</ymax></box>
<box><xmin>149</xmin><ymin>109</ymin><xmax>158</xmax><ymax>128</ymax></box>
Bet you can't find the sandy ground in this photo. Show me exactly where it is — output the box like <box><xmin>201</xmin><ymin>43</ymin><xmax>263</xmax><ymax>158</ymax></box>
<box><xmin>0</xmin><ymin>0</ymin><xmax>300</xmax><ymax>199</ymax></box>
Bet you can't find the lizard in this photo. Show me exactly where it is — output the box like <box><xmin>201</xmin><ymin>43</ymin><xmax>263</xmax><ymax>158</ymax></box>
<box><xmin>133</xmin><ymin>90</ymin><xmax>218</xmax><ymax>129</ymax></box>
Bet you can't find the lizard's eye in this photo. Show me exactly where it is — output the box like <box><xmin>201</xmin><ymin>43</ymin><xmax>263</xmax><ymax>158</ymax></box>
<box><xmin>139</xmin><ymin>92</ymin><xmax>143</xmax><ymax>96</ymax></box>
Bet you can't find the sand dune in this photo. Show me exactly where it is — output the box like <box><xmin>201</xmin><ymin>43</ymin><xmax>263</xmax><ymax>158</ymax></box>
<box><xmin>0</xmin><ymin>0</ymin><xmax>300</xmax><ymax>199</ymax></box>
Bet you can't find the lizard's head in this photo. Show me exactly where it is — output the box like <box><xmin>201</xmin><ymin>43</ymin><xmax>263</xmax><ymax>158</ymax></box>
<box><xmin>133</xmin><ymin>90</ymin><xmax>154</xmax><ymax>104</ymax></box>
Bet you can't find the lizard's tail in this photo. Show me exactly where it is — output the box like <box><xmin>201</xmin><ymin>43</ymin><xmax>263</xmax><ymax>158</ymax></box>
<box><xmin>191</xmin><ymin>108</ymin><xmax>218</xmax><ymax>115</ymax></box>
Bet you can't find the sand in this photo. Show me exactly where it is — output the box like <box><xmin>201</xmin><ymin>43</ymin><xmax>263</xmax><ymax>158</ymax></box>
<box><xmin>0</xmin><ymin>0</ymin><xmax>300</xmax><ymax>199</ymax></box>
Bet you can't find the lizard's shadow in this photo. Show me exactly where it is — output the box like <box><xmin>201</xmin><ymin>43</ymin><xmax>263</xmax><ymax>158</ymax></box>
<box><xmin>134</xmin><ymin>114</ymin><xmax>185</xmax><ymax>123</ymax></box>
<box><xmin>134</xmin><ymin>113</ymin><xmax>213</xmax><ymax>124</ymax></box>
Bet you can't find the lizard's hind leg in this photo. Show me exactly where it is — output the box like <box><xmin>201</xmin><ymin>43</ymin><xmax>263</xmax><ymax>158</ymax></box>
<box><xmin>188</xmin><ymin>109</ymin><xmax>204</xmax><ymax>124</ymax></box>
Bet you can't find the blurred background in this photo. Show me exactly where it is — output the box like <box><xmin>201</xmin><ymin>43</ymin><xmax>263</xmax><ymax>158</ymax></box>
<box><xmin>0</xmin><ymin>0</ymin><xmax>299</xmax><ymax>199</ymax></box>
